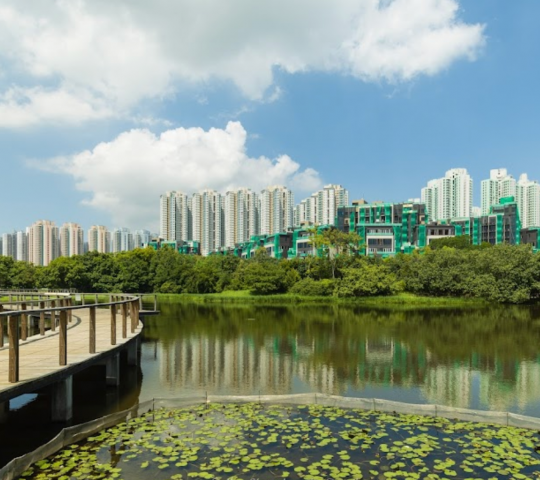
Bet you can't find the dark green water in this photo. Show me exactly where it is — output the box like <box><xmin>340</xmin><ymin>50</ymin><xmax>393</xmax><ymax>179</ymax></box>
<box><xmin>139</xmin><ymin>302</ymin><xmax>540</xmax><ymax>416</ymax></box>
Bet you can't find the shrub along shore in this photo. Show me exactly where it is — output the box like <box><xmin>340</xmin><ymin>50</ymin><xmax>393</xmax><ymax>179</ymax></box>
<box><xmin>1</xmin><ymin>241</ymin><xmax>539</xmax><ymax>304</ymax></box>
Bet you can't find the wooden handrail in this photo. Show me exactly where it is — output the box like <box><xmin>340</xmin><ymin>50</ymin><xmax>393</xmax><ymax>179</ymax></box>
<box><xmin>1</xmin><ymin>292</ymin><xmax>145</xmax><ymax>385</ymax></box>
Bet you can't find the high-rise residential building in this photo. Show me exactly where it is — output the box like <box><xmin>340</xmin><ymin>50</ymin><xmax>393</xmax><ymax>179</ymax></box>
<box><xmin>421</xmin><ymin>168</ymin><xmax>473</xmax><ymax>221</ymax></box>
<box><xmin>260</xmin><ymin>185</ymin><xmax>294</xmax><ymax>235</ymax></box>
<box><xmin>112</xmin><ymin>227</ymin><xmax>134</xmax><ymax>253</ymax></box>
<box><xmin>480</xmin><ymin>169</ymin><xmax>517</xmax><ymax>215</ymax></box>
<box><xmin>191</xmin><ymin>190</ymin><xmax>225</xmax><ymax>255</ymax></box>
<box><xmin>28</xmin><ymin>220</ymin><xmax>59</xmax><ymax>266</ymax></box>
<box><xmin>317</xmin><ymin>184</ymin><xmax>349</xmax><ymax>225</ymax></box>
<box><xmin>224</xmin><ymin>188</ymin><xmax>259</xmax><ymax>248</ymax></box>
<box><xmin>160</xmin><ymin>191</ymin><xmax>191</xmax><ymax>242</ymax></box>
<box><xmin>191</xmin><ymin>192</ymin><xmax>203</xmax><ymax>243</ymax></box>
<box><xmin>201</xmin><ymin>190</ymin><xmax>224</xmax><ymax>256</ymax></box>
<box><xmin>516</xmin><ymin>174</ymin><xmax>540</xmax><ymax>228</ymax></box>
<box><xmin>294</xmin><ymin>196</ymin><xmax>315</xmax><ymax>226</ymax></box>
<box><xmin>59</xmin><ymin>222</ymin><xmax>84</xmax><ymax>257</ymax></box>
<box><xmin>1</xmin><ymin>232</ymin><xmax>16</xmax><ymax>259</ymax></box>
<box><xmin>115</xmin><ymin>228</ymin><xmax>128</xmax><ymax>253</ymax></box>
<box><xmin>16</xmin><ymin>231</ymin><xmax>28</xmax><ymax>262</ymax></box>
<box><xmin>294</xmin><ymin>185</ymin><xmax>349</xmax><ymax>227</ymax></box>
<box><xmin>88</xmin><ymin>225</ymin><xmax>110</xmax><ymax>253</ymax></box>
<box><xmin>133</xmin><ymin>229</ymin><xmax>152</xmax><ymax>248</ymax></box>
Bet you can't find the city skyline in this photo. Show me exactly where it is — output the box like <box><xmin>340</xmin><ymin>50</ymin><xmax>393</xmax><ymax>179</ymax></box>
<box><xmin>2</xmin><ymin>166</ymin><xmax>540</xmax><ymax>247</ymax></box>
<box><xmin>1</xmin><ymin>2</ymin><xmax>539</xmax><ymax>235</ymax></box>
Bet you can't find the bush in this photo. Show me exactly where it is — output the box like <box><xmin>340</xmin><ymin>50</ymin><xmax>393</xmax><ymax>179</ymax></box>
<box><xmin>335</xmin><ymin>264</ymin><xmax>402</xmax><ymax>297</ymax></box>
<box><xmin>289</xmin><ymin>278</ymin><xmax>335</xmax><ymax>296</ymax></box>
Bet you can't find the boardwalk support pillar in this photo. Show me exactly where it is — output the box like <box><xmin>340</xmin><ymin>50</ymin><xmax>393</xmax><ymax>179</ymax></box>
<box><xmin>127</xmin><ymin>338</ymin><xmax>139</xmax><ymax>366</ymax></box>
<box><xmin>0</xmin><ymin>401</ymin><xmax>8</xmax><ymax>423</ymax></box>
<box><xmin>106</xmin><ymin>354</ymin><xmax>120</xmax><ymax>387</ymax></box>
<box><xmin>51</xmin><ymin>376</ymin><xmax>73</xmax><ymax>422</ymax></box>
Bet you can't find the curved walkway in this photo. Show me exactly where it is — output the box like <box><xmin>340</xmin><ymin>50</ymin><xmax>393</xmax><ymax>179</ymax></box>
<box><xmin>0</xmin><ymin>306</ymin><xmax>143</xmax><ymax>403</ymax></box>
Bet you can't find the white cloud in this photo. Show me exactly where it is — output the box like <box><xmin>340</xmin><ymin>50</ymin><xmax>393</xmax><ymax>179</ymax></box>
<box><xmin>41</xmin><ymin>121</ymin><xmax>323</xmax><ymax>229</ymax></box>
<box><xmin>0</xmin><ymin>0</ymin><xmax>485</xmax><ymax>127</ymax></box>
<box><xmin>0</xmin><ymin>86</ymin><xmax>113</xmax><ymax>128</ymax></box>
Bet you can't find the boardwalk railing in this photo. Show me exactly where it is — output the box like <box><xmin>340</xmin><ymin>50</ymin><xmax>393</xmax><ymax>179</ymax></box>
<box><xmin>0</xmin><ymin>292</ymin><xmax>157</xmax><ymax>385</ymax></box>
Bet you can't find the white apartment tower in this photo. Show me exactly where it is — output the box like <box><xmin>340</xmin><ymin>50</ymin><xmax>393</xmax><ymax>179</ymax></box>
<box><xmin>480</xmin><ymin>169</ymin><xmax>517</xmax><ymax>215</ymax></box>
<box><xmin>316</xmin><ymin>184</ymin><xmax>349</xmax><ymax>225</ymax></box>
<box><xmin>112</xmin><ymin>228</ymin><xmax>134</xmax><ymax>253</ymax></box>
<box><xmin>192</xmin><ymin>190</ymin><xmax>224</xmax><ymax>256</ymax></box>
<box><xmin>421</xmin><ymin>168</ymin><xmax>473</xmax><ymax>221</ymax></box>
<box><xmin>294</xmin><ymin>185</ymin><xmax>349</xmax><ymax>227</ymax></box>
<box><xmin>133</xmin><ymin>230</ymin><xmax>151</xmax><ymax>248</ymax></box>
<box><xmin>516</xmin><ymin>174</ymin><xmax>540</xmax><ymax>228</ymax></box>
<box><xmin>60</xmin><ymin>222</ymin><xmax>84</xmax><ymax>257</ymax></box>
<box><xmin>260</xmin><ymin>186</ymin><xmax>294</xmax><ymax>235</ymax></box>
<box><xmin>224</xmin><ymin>188</ymin><xmax>259</xmax><ymax>248</ymax></box>
<box><xmin>160</xmin><ymin>191</ymin><xmax>190</xmax><ymax>242</ymax></box>
<box><xmin>88</xmin><ymin>225</ymin><xmax>110</xmax><ymax>253</ymax></box>
<box><xmin>28</xmin><ymin>220</ymin><xmax>59</xmax><ymax>266</ymax></box>
<box><xmin>294</xmin><ymin>197</ymin><xmax>314</xmax><ymax>227</ymax></box>
<box><xmin>16</xmin><ymin>231</ymin><xmax>28</xmax><ymax>262</ymax></box>
<box><xmin>1</xmin><ymin>232</ymin><xmax>16</xmax><ymax>259</ymax></box>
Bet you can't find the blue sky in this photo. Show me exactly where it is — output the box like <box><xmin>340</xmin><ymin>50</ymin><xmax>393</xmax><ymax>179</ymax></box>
<box><xmin>1</xmin><ymin>0</ymin><xmax>539</xmax><ymax>233</ymax></box>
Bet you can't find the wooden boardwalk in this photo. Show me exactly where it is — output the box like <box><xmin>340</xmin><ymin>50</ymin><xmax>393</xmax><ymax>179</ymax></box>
<box><xmin>0</xmin><ymin>304</ymin><xmax>143</xmax><ymax>404</ymax></box>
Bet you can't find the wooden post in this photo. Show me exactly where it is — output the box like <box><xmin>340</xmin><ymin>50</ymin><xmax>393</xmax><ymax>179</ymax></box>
<box><xmin>39</xmin><ymin>301</ymin><xmax>45</xmax><ymax>336</ymax></box>
<box><xmin>8</xmin><ymin>316</ymin><xmax>19</xmax><ymax>383</ymax></box>
<box><xmin>121</xmin><ymin>302</ymin><xmax>127</xmax><ymax>339</ymax></box>
<box><xmin>131</xmin><ymin>300</ymin><xmax>138</xmax><ymax>333</ymax></box>
<box><xmin>89</xmin><ymin>306</ymin><xmax>96</xmax><ymax>354</ymax></box>
<box><xmin>67</xmin><ymin>298</ymin><xmax>72</xmax><ymax>323</ymax></box>
<box><xmin>21</xmin><ymin>302</ymin><xmax>27</xmax><ymax>341</ymax></box>
<box><xmin>50</xmin><ymin>300</ymin><xmax>56</xmax><ymax>332</ymax></box>
<box><xmin>59</xmin><ymin>310</ymin><xmax>67</xmax><ymax>366</ymax></box>
<box><xmin>110</xmin><ymin>304</ymin><xmax>116</xmax><ymax>346</ymax></box>
<box><xmin>95</xmin><ymin>293</ymin><xmax>98</xmax><ymax>305</ymax></box>
<box><xmin>0</xmin><ymin>305</ymin><xmax>4</xmax><ymax>348</ymax></box>
<box><xmin>139</xmin><ymin>296</ymin><xmax>143</xmax><ymax>310</ymax></box>
<box><xmin>154</xmin><ymin>295</ymin><xmax>157</xmax><ymax>311</ymax></box>
<box><xmin>82</xmin><ymin>294</ymin><xmax>85</xmax><ymax>306</ymax></box>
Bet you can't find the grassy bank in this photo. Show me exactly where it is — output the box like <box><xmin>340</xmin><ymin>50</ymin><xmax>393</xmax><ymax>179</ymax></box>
<box><xmin>156</xmin><ymin>291</ymin><xmax>488</xmax><ymax>308</ymax></box>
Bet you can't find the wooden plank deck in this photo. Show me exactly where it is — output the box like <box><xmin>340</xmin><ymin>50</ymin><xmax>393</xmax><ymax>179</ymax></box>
<box><xmin>0</xmin><ymin>306</ymin><xmax>143</xmax><ymax>401</ymax></box>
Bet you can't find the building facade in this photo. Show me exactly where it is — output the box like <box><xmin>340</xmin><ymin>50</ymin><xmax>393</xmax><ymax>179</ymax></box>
<box><xmin>421</xmin><ymin>168</ymin><xmax>473</xmax><ymax>221</ymax></box>
<box><xmin>224</xmin><ymin>188</ymin><xmax>259</xmax><ymax>248</ymax></box>
<box><xmin>160</xmin><ymin>191</ymin><xmax>191</xmax><ymax>242</ymax></box>
<box><xmin>516</xmin><ymin>174</ymin><xmax>540</xmax><ymax>229</ymax></box>
<box><xmin>480</xmin><ymin>168</ymin><xmax>517</xmax><ymax>215</ymax></box>
<box><xmin>88</xmin><ymin>225</ymin><xmax>110</xmax><ymax>253</ymax></box>
<box><xmin>59</xmin><ymin>222</ymin><xmax>84</xmax><ymax>257</ymax></box>
<box><xmin>28</xmin><ymin>220</ymin><xmax>59</xmax><ymax>266</ymax></box>
<box><xmin>260</xmin><ymin>185</ymin><xmax>294</xmax><ymax>235</ymax></box>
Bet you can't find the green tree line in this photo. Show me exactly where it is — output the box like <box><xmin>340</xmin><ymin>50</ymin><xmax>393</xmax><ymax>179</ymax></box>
<box><xmin>0</xmin><ymin>241</ymin><xmax>539</xmax><ymax>303</ymax></box>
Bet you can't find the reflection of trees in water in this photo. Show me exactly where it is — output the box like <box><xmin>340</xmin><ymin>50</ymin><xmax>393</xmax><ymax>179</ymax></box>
<box><xmin>143</xmin><ymin>302</ymin><xmax>540</xmax><ymax>409</ymax></box>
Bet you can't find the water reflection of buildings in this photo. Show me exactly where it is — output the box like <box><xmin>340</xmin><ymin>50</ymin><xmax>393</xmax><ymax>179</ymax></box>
<box><xmin>421</xmin><ymin>365</ymin><xmax>472</xmax><ymax>408</ymax></box>
<box><xmin>159</xmin><ymin>337</ymin><xmax>295</xmax><ymax>394</ymax></box>
<box><xmin>157</xmin><ymin>335</ymin><xmax>429</xmax><ymax>395</ymax></box>
<box><xmin>421</xmin><ymin>360</ymin><xmax>540</xmax><ymax>411</ymax></box>
<box><xmin>155</xmin><ymin>333</ymin><xmax>540</xmax><ymax>412</ymax></box>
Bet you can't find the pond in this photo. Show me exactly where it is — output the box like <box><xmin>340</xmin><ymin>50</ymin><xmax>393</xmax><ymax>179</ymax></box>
<box><xmin>140</xmin><ymin>302</ymin><xmax>540</xmax><ymax>415</ymax></box>
<box><xmin>2</xmin><ymin>301</ymin><xmax>540</xmax><ymax>468</ymax></box>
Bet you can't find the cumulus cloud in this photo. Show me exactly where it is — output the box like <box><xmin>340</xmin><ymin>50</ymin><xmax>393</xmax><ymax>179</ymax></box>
<box><xmin>40</xmin><ymin>121</ymin><xmax>323</xmax><ymax>229</ymax></box>
<box><xmin>0</xmin><ymin>0</ymin><xmax>485</xmax><ymax>127</ymax></box>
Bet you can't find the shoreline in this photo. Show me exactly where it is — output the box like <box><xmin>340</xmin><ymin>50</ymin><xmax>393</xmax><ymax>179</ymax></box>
<box><xmin>154</xmin><ymin>291</ymin><xmax>490</xmax><ymax>308</ymax></box>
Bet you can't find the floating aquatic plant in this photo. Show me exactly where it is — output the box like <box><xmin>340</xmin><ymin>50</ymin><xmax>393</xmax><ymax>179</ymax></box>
<box><xmin>18</xmin><ymin>403</ymin><xmax>540</xmax><ymax>479</ymax></box>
